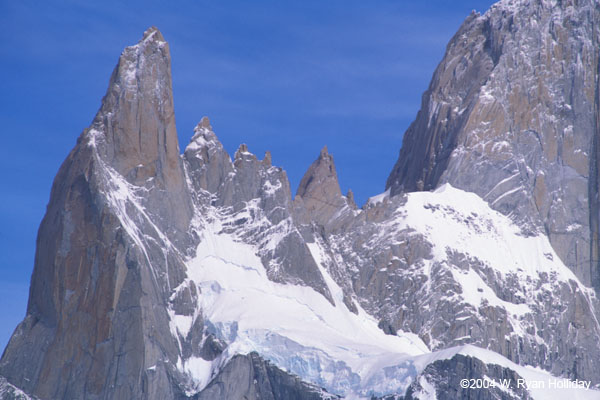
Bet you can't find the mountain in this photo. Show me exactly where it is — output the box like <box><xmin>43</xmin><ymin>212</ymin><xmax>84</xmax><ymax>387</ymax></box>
<box><xmin>2</xmin><ymin>0</ymin><xmax>600</xmax><ymax>398</ymax></box>
<box><xmin>386</xmin><ymin>0</ymin><xmax>600</xmax><ymax>290</ymax></box>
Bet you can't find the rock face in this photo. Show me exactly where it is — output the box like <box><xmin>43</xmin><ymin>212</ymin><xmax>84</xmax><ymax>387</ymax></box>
<box><xmin>327</xmin><ymin>185</ymin><xmax>600</xmax><ymax>383</ymax></box>
<box><xmin>193</xmin><ymin>352</ymin><xmax>339</xmax><ymax>400</ymax></box>
<box><xmin>400</xmin><ymin>354</ymin><xmax>533</xmax><ymax>400</ymax></box>
<box><xmin>296</xmin><ymin>146</ymin><xmax>353</xmax><ymax>228</ymax></box>
<box><xmin>0</xmin><ymin>27</ymin><xmax>193</xmax><ymax>400</ymax></box>
<box><xmin>2</xmin><ymin>4</ymin><xmax>600</xmax><ymax>399</ymax></box>
<box><xmin>183</xmin><ymin>118</ymin><xmax>335</xmax><ymax>303</ymax></box>
<box><xmin>386</xmin><ymin>0</ymin><xmax>600</xmax><ymax>289</ymax></box>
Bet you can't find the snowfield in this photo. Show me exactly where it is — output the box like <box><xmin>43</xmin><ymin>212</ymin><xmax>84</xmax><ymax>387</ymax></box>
<box><xmin>166</xmin><ymin>184</ymin><xmax>600</xmax><ymax>399</ymax></box>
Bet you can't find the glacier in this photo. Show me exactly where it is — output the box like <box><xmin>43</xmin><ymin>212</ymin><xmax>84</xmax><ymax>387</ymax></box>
<box><xmin>163</xmin><ymin>177</ymin><xmax>599</xmax><ymax>399</ymax></box>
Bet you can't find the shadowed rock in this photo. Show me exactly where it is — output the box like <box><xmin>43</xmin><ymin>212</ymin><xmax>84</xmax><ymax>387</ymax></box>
<box><xmin>194</xmin><ymin>352</ymin><xmax>340</xmax><ymax>400</ymax></box>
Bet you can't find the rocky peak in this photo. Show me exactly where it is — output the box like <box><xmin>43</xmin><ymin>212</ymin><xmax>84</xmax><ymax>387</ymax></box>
<box><xmin>186</xmin><ymin>117</ymin><xmax>221</xmax><ymax>153</ymax></box>
<box><xmin>198</xmin><ymin>115</ymin><xmax>213</xmax><ymax>130</ymax></box>
<box><xmin>184</xmin><ymin>117</ymin><xmax>234</xmax><ymax>197</ymax></box>
<box><xmin>385</xmin><ymin>0</ymin><xmax>600</xmax><ymax>287</ymax></box>
<box><xmin>234</xmin><ymin>143</ymin><xmax>257</xmax><ymax>163</ymax></box>
<box><xmin>85</xmin><ymin>26</ymin><xmax>182</xmax><ymax>191</ymax></box>
<box><xmin>346</xmin><ymin>189</ymin><xmax>357</xmax><ymax>210</ymax></box>
<box><xmin>296</xmin><ymin>146</ymin><xmax>350</xmax><ymax>227</ymax></box>
<box><xmin>0</xmin><ymin>27</ymin><xmax>195</xmax><ymax>399</ymax></box>
<box><xmin>263</xmin><ymin>150</ymin><xmax>272</xmax><ymax>167</ymax></box>
<box><xmin>182</xmin><ymin>123</ymin><xmax>335</xmax><ymax>305</ymax></box>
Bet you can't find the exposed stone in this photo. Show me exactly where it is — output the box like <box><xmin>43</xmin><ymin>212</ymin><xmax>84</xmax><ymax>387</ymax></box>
<box><xmin>193</xmin><ymin>352</ymin><xmax>340</xmax><ymax>400</ymax></box>
<box><xmin>182</xmin><ymin>122</ymin><xmax>336</xmax><ymax>305</ymax></box>
<box><xmin>296</xmin><ymin>146</ymin><xmax>350</xmax><ymax>228</ymax></box>
<box><xmin>386</xmin><ymin>0</ymin><xmax>600</xmax><ymax>288</ymax></box>
<box><xmin>0</xmin><ymin>27</ymin><xmax>192</xmax><ymax>400</ymax></box>
<box><xmin>3</xmin><ymin>5</ymin><xmax>600</xmax><ymax>398</ymax></box>
<box><xmin>402</xmin><ymin>354</ymin><xmax>533</xmax><ymax>400</ymax></box>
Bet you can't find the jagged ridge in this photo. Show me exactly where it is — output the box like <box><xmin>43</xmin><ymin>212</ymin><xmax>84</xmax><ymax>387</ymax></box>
<box><xmin>2</xmin><ymin>5</ymin><xmax>600</xmax><ymax>399</ymax></box>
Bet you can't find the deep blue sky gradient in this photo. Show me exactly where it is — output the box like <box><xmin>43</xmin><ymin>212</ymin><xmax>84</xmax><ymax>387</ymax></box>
<box><xmin>0</xmin><ymin>0</ymin><xmax>496</xmax><ymax>351</ymax></box>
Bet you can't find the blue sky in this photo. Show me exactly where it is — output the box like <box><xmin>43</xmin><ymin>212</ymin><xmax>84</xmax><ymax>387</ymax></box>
<box><xmin>0</xmin><ymin>0</ymin><xmax>496</xmax><ymax>351</ymax></box>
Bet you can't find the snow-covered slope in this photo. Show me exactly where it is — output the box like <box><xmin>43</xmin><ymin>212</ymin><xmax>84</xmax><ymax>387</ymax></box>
<box><xmin>171</xmin><ymin>206</ymin><xmax>427</xmax><ymax>397</ymax></box>
<box><xmin>411</xmin><ymin>344</ymin><xmax>600</xmax><ymax>400</ymax></box>
<box><xmin>331</xmin><ymin>182</ymin><xmax>600</xmax><ymax>384</ymax></box>
<box><xmin>386</xmin><ymin>0</ymin><xmax>600</xmax><ymax>291</ymax></box>
<box><xmin>165</xmin><ymin>174</ymin><xmax>600</xmax><ymax>398</ymax></box>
